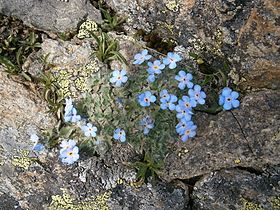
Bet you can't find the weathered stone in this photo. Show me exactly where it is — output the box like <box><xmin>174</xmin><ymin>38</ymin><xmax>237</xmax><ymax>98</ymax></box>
<box><xmin>0</xmin><ymin>0</ymin><xmax>102</xmax><ymax>33</ymax></box>
<box><xmin>105</xmin><ymin>0</ymin><xmax>280</xmax><ymax>89</ymax></box>
<box><xmin>109</xmin><ymin>181</ymin><xmax>188</xmax><ymax>210</ymax></box>
<box><xmin>192</xmin><ymin>166</ymin><xmax>280</xmax><ymax>210</ymax></box>
<box><xmin>161</xmin><ymin>90</ymin><xmax>280</xmax><ymax>181</ymax></box>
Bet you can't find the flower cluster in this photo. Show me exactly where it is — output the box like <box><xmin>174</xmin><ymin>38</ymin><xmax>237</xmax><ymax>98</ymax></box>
<box><xmin>59</xmin><ymin>139</ymin><xmax>79</xmax><ymax>165</ymax></box>
<box><xmin>132</xmin><ymin>49</ymin><xmax>241</xmax><ymax>142</ymax></box>
<box><xmin>64</xmin><ymin>98</ymin><xmax>81</xmax><ymax>123</ymax></box>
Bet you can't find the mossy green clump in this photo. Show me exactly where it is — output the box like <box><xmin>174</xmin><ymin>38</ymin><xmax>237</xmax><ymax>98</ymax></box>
<box><xmin>49</xmin><ymin>188</ymin><xmax>111</xmax><ymax>210</ymax></box>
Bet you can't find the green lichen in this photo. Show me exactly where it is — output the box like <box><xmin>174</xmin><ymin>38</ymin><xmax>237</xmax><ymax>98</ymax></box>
<box><xmin>270</xmin><ymin>197</ymin><xmax>280</xmax><ymax>210</ymax></box>
<box><xmin>49</xmin><ymin>188</ymin><xmax>111</xmax><ymax>210</ymax></box>
<box><xmin>240</xmin><ymin>198</ymin><xmax>264</xmax><ymax>210</ymax></box>
<box><xmin>77</xmin><ymin>20</ymin><xmax>98</xmax><ymax>39</ymax></box>
<box><xmin>11</xmin><ymin>150</ymin><xmax>37</xmax><ymax>170</ymax></box>
<box><xmin>166</xmin><ymin>0</ymin><xmax>179</xmax><ymax>12</ymax></box>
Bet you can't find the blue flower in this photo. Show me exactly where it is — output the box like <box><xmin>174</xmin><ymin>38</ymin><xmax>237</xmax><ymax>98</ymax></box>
<box><xmin>133</xmin><ymin>49</ymin><xmax>152</xmax><ymax>65</ymax></box>
<box><xmin>177</xmin><ymin>96</ymin><xmax>197</xmax><ymax>111</ymax></box>
<box><xmin>163</xmin><ymin>52</ymin><xmax>182</xmax><ymax>69</ymax></box>
<box><xmin>160</xmin><ymin>94</ymin><xmax>178</xmax><ymax>111</ymax></box>
<box><xmin>175</xmin><ymin>71</ymin><xmax>194</xmax><ymax>90</ymax></box>
<box><xmin>64</xmin><ymin>98</ymin><xmax>74</xmax><ymax>116</ymax></box>
<box><xmin>180</xmin><ymin>121</ymin><xmax>197</xmax><ymax>142</ymax></box>
<box><xmin>176</xmin><ymin>118</ymin><xmax>190</xmax><ymax>135</ymax></box>
<box><xmin>81</xmin><ymin>123</ymin><xmax>98</xmax><ymax>137</ymax></box>
<box><xmin>160</xmin><ymin>89</ymin><xmax>171</xmax><ymax>102</ymax></box>
<box><xmin>59</xmin><ymin>146</ymin><xmax>79</xmax><ymax>165</ymax></box>
<box><xmin>138</xmin><ymin>91</ymin><xmax>156</xmax><ymax>107</ymax></box>
<box><xmin>33</xmin><ymin>143</ymin><xmax>45</xmax><ymax>152</ymax></box>
<box><xmin>64</xmin><ymin>107</ymin><xmax>81</xmax><ymax>123</ymax></box>
<box><xmin>110</xmin><ymin>69</ymin><xmax>128</xmax><ymax>87</ymax></box>
<box><xmin>147</xmin><ymin>74</ymin><xmax>156</xmax><ymax>83</ymax></box>
<box><xmin>60</xmin><ymin>139</ymin><xmax>77</xmax><ymax>152</ymax></box>
<box><xmin>219</xmin><ymin>87</ymin><xmax>240</xmax><ymax>110</ymax></box>
<box><xmin>140</xmin><ymin>116</ymin><xmax>154</xmax><ymax>135</ymax></box>
<box><xmin>30</xmin><ymin>133</ymin><xmax>39</xmax><ymax>143</ymax></box>
<box><xmin>175</xmin><ymin>105</ymin><xmax>192</xmax><ymax>121</ymax></box>
<box><xmin>188</xmin><ymin>85</ymin><xmax>206</xmax><ymax>105</ymax></box>
<box><xmin>147</xmin><ymin>60</ymin><xmax>165</xmax><ymax>75</ymax></box>
<box><xmin>113</xmin><ymin>128</ymin><xmax>126</xmax><ymax>142</ymax></box>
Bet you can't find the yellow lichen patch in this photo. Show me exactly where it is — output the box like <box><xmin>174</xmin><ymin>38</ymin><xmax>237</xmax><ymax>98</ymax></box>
<box><xmin>166</xmin><ymin>0</ymin><xmax>179</xmax><ymax>12</ymax></box>
<box><xmin>116</xmin><ymin>178</ymin><xmax>143</xmax><ymax>188</ymax></box>
<box><xmin>53</xmin><ymin>59</ymin><xmax>100</xmax><ymax>98</ymax></box>
<box><xmin>77</xmin><ymin>20</ymin><xmax>98</xmax><ymax>39</ymax></box>
<box><xmin>270</xmin><ymin>197</ymin><xmax>280</xmax><ymax>210</ymax></box>
<box><xmin>234</xmin><ymin>159</ymin><xmax>241</xmax><ymax>164</ymax></box>
<box><xmin>240</xmin><ymin>198</ymin><xmax>264</xmax><ymax>210</ymax></box>
<box><xmin>49</xmin><ymin>188</ymin><xmax>111</xmax><ymax>210</ymax></box>
<box><xmin>11</xmin><ymin>150</ymin><xmax>37</xmax><ymax>170</ymax></box>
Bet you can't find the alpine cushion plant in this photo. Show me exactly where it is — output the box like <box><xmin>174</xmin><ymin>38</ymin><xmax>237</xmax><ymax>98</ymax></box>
<box><xmin>81</xmin><ymin>123</ymin><xmax>98</xmax><ymax>137</ymax></box>
<box><xmin>113</xmin><ymin>128</ymin><xmax>126</xmax><ymax>142</ymax></box>
<box><xmin>110</xmin><ymin>69</ymin><xmax>128</xmax><ymax>87</ymax></box>
<box><xmin>133</xmin><ymin>49</ymin><xmax>152</xmax><ymax>65</ymax></box>
<box><xmin>138</xmin><ymin>91</ymin><xmax>157</xmax><ymax>107</ymax></box>
<box><xmin>219</xmin><ymin>87</ymin><xmax>240</xmax><ymax>110</ymax></box>
<box><xmin>188</xmin><ymin>85</ymin><xmax>207</xmax><ymax>105</ymax></box>
<box><xmin>175</xmin><ymin>71</ymin><xmax>194</xmax><ymax>90</ymax></box>
<box><xmin>163</xmin><ymin>52</ymin><xmax>182</xmax><ymax>69</ymax></box>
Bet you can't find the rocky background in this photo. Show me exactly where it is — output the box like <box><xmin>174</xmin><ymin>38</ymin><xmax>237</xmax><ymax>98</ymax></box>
<box><xmin>0</xmin><ymin>0</ymin><xmax>279</xmax><ymax>209</ymax></box>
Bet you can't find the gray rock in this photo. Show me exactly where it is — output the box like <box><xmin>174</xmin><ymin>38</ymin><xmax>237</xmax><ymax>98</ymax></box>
<box><xmin>161</xmin><ymin>90</ymin><xmax>280</xmax><ymax>181</ymax></box>
<box><xmin>104</xmin><ymin>0</ymin><xmax>280</xmax><ymax>90</ymax></box>
<box><xmin>0</xmin><ymin>0</ymin><xmax>102</xmax><ymax>33</ymax></box>
<box><xmin>109</xmin><ymin>181</ymin><xmax>188</xmax><ymax>210</ymax></box>
<box><xmin>192</xmin><ymin>167</ymin><xmax>280</xmax><ymax>210</ymax></box>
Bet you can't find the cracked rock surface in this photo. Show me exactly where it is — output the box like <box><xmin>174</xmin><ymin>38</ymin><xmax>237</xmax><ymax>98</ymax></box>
<box><xmin>162</xmin><ymin>90</ymin><xmax>280</xmax><ymax>181</ymax></box>
<box><xmin>192</xmin><ymin>166</ymin><xmax>280</xmax><ymax>209</ymax></box>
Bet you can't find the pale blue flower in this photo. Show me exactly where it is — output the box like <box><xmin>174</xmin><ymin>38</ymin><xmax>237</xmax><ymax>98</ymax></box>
<box><xmin>64</xmin><ymin>107</ymin><xmax>81</xmax><ymax>123</ymax></box>
<box><xmin>30</xmin><ymin>134</ymin><xmax>39</xmax><ymax>143</ymax></box>
<box><xmin>175</xmin><ymin>105</ymin><xmax>192</xmax><ymax>121</ymax></box>
<box><xmin>59</xmin><ymin>139</ymin><xmax>77</xmax><ymax>153</ymax></box>
<box><xmin>140</xmin><ymin>116</ymin><xmax>154</xmax><ymax>135</ymax></box>
<box><xmin>133</xmin><ymin>49</ymin><xmax>152</xmax><ymax>65</ymax></box>
<box><xmin>176</xmin><ymin>118</ymin><xmax>190</xmax><ymax>135</ymax></box>
<box><xmin>175</xmin><ymin>71</ymin><xmax>194</xmax><ymax>90</ymax></box>
<box><xmin>177</xmin><ymin>96</ymin><xmax>197</xmax><ymax>111</ymax></box>
<box><xmin>138</xmin><ymin>91</ymin><xmax>156</xmax><ymax>107</ymax></box>
<box><xmin>160</xmin><ymin>89</ymin><xmax>171</xmax><ymax>102</ymax></box>
<box><xmin>147</xmin><ymin>74</ymin><xmax>156</xmax><ymax>83</ymax></box>
<box><xmin>59</xmin><ymin>146</ymin><xmax>79</xmax><ymax>165</ymax></box>
<box><xmin>110</xmin><ymin>69</ymin><xmax>128</xmax><ymax>87</ymax></box>
<box><xmin>160</xmin><ymin>94</ymin><xmax>178</xmax><ymax>111</ymax></box>
<box><xmin>180</xmin><ymin>121</ymin><xmax>197</xmax><ymax>142</ymax></box>
<box><xmin>163</xmin><ymin>52</ymin><xmax>182</xmax><ymax>69</ymax></box>
<box><xmin>113</xmin><ymin>128</ymin><xmax>126</xmax><ymax>142</ymax></box>
<box><xmin>64</xmin><ymin>98</ymin><xmax>74</xmax><ymax>115</ymax></box>
<box><xmin>188</xmin><ymin>85</ymin><xmax>206</xmax><ymax>105</ymax></box>
<box><xmin>147</xmin><ymin>60</ymin><xmax>165</xmax><ymax>75</ymax></box>
<box><xmin>219</xmin><ymin>87</ymin><xmax>240</xmax><ymax>110</ymax></box>
<box><xmin>81</xmin><ymin>123</ymin><xmax>97</xmax><ymax>137</ymax></box>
